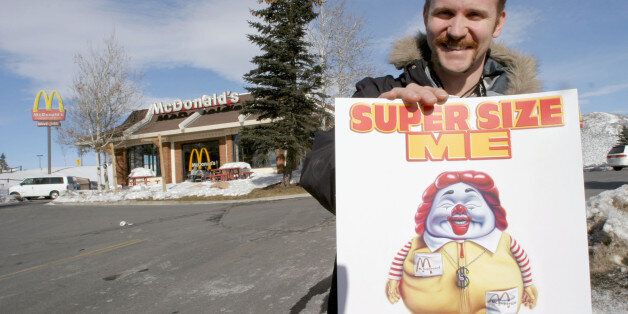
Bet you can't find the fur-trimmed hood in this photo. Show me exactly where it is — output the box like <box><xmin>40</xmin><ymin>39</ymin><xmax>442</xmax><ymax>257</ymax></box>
<box><xmin>388</xmin><ymin>33</ymin><xmax>541</xmax><ymax>94</ymax></box>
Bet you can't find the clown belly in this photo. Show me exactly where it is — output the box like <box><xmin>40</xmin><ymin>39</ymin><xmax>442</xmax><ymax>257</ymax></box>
<box><xmin>401</xmin><ymin>233</ymin><xmax>524</xmax><ymax>314</ymax></box>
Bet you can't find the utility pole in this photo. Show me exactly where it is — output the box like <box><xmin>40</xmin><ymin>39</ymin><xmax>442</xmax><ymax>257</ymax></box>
<box><xmin>47</xmin><ymin>126</ymin><xmax>52</xmax><ymax>174</ymax></box>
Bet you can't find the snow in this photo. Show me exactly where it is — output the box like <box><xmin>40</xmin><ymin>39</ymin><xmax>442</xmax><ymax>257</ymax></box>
<box><xmin>53</xmin><ymin>170</ymin><xmax>299</xmax><ymax>203</ymax></box>
<box><xmin>128</xmin><ymin>167</ymin><xmax>156</xmax><ymax>178</ymax></box>
<box><xmin>219</xmin><ymin>162</ymin><xmax>251</xmax><ymax>170</ymax></box>
<box><xmin>587</xmin><ymin>185</ymin><xmax>628</xmax><ymax>243</ymax></box>
<box><xmin>0</xmin><ymin>193</ymin><xmax>19</xmax><ymax>205</ymax></box>
<box><xmin>586</xmin><ymin>185</ymin><xmax>628</xmax><ymax>314</ymax></box>
<box><xmin>581</xmin><ymin>112</ymin><xmax>628</xmax><ymax>169</ymax></box>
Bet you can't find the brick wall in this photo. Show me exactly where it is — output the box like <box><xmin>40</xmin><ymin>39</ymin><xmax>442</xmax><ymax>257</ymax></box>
<box><xmin>160</xmin><ymin>142</ymin><xmax>172</xmax><ymax>184</ymax></box>
<box><xmin>114</xmin><ymin>149</ymin><xmax>127</xmax><ymax>186</ymax></box>
<box><xmin>174</xmin><ymin>142</ymin><xmax>183</xmax><ymax>183</ymax></box>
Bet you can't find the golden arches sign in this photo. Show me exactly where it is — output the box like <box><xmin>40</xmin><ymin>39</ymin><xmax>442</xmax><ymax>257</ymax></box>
<box><xmin>188</xmin><ymin>148</ymin><xmax>211</xmax><ymax>171</ymax></box>
<box><xmin>31</xmin><ymin>90</ymin><xmax>66</xmax><ymax>122</ymax></box>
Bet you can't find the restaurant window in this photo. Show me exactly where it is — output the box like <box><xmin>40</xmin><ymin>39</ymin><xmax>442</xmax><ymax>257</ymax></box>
<box><xmin>182</xmin><ymin>141</ymin><xmax>220</xmax><ymax>179</ymax></box>
<box><xmin>127</xmin><ymin>144</ymin><xmax>161</xmax><ymax>176</ymax></box>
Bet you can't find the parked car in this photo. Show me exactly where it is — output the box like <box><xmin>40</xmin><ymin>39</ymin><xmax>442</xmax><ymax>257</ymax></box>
<box><xmin>8</xmin><ymin>176</ymin><xmax>78</xmax><ymax>200</ymax></box>
<box><xmin>607</xmin><ymin>144</ymin><xmax>628</xmax><ymax>171</ymax></box>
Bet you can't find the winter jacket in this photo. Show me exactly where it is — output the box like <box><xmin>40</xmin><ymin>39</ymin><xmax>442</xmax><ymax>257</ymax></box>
<box><xmin>299</xmin><ymin>33</ymin><xmax>541</xmax><ymax>213</ymax></box>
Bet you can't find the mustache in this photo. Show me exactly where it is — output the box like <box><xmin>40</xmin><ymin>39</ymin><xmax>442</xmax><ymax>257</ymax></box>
<box><xmin>434</xmin><ymin>34</ymin><xmax>478</xmax><ymax>49</ymax></box>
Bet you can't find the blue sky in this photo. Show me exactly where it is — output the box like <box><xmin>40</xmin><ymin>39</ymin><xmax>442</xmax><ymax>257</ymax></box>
<box><xmin>0</xmin><ymin>0</ymin><xmax>627</xmax><ymax>169</ymax></box>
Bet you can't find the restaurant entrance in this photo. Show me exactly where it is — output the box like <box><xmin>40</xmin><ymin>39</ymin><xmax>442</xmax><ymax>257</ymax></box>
<box><xmin>182</xmin><ymin>141</ymin><xmax>220</xmax><ymax>181</ymax></box>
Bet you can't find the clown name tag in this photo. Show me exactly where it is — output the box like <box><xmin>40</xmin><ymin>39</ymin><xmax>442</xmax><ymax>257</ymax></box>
<box><xmin>486</xmin><ymin>287</ymin><xmax>519</xmax><ymax>314</ymax></box>
<box><xmin>413</xmin><ymin>253</ymin><xmax>443</xmax><ymax>277</ymax></box>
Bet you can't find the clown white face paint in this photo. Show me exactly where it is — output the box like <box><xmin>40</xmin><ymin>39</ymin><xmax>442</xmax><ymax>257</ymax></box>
<box><xmin>425</xmin><ymin>182</ymin><xmax>496</xmax><ymax>240</ymax></box>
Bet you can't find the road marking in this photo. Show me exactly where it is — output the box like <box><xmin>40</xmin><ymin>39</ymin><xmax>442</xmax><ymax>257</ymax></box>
<box><xmin>0</xmin><ymin>238</ymin><xmax>145</xmax><ymax>282</ymax></box>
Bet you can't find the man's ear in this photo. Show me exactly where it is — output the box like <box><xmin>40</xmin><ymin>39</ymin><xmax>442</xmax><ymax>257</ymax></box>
<box><xmin>493</xmin><ymin>11</ymin><xmax>506</xmax><ymax>38</ymax></box>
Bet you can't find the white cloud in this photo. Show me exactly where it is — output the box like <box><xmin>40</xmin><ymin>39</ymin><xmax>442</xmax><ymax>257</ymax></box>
<box><xmin>580</xmin><ymin>82</ymin><xmax>628</xmax><ymax>98</ymax></box>
<box><xmin>0</xmin><ymin>0</ymin><xmax>262</xmax><ymax>96</ymax></box>
<box><xmin>539</xmin><ymin>51</ymin><xmax>628</xmax><ymax>89</ymax></box>
<box><xmin>498</xmin><ymin>5</ymin><xmax>541</xmax><ymax>46</ymax></box>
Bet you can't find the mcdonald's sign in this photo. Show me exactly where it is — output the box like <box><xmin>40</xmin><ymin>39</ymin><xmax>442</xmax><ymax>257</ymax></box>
<box><xmin>188</xmin><ymin>147</ymin><xmax>213</xmax><ymax>171</ymax></box>
<box><xmin>32</xmin><ymin>90</ymin><xmax>66</xmax><ymax>122</ymax></box>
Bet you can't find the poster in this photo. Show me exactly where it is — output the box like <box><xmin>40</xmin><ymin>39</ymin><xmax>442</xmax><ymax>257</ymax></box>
<box><xmin>335</xmin><ymin>90</ymin><xmax>592</xmax><ymax>313</ymax></box>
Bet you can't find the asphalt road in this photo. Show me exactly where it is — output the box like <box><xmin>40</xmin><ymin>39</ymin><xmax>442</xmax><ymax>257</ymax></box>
<box><xmin>583</xmin><ymin>167</ymin><xmax>628</xmax><ymax>199</ymax></box>
<box><xmin>0</xmin><ymin>197</ymin><xmax>335</xmax><ymax>313</ymax></box>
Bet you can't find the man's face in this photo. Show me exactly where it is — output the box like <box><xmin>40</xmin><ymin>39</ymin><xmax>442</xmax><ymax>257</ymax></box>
<box><xmin>425</xmin><ymin>182</ymin><xmax>496</xmax><ymax>240</ymax></box>
<box><xmin>424</xmin><ymin>0</ymin><xmax>506</xmax><ymax>75</ymax></box>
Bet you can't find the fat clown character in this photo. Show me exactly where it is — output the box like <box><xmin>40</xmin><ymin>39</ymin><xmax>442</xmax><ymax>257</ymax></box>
<box><xmin>386</xmin><ymin>171</ymin><xmax>538</xmax><ymax>313</ymax></box>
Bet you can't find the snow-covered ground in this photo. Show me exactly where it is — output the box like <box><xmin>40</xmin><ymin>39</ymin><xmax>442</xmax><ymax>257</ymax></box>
<box><xmin>586</xmin><ymin>185</ymin><xmax>628</xmax><ymax>313</ymax></box>
<box><xmin>0</xmin><ymin>162</ymin><xmax>296</xmax><ymax>203</ymax></box>
<box><xmin>581</xmin><ymin>112</ymin><xmax>628</xmax><ymax>169</ymax></box>
<box><xmin>53</xmin><ymin>170</ymin><xmax>298</xmax><ymax>203</ymax></box>
<box><xmin>0</xmin><ymin>194</ymin><xmax>19</xmax><ymax>205</ymax></box>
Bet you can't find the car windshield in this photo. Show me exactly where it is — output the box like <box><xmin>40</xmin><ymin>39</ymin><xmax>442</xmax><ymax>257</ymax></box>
<box><xmin>609</xmin><ymin>146</ymin><xmax>626</xmax><ymax>154</ymax></box>
<box><xmin>22</xmin><ymin>178</ymin><xmax>34</xmax><ymax>185</ymax></box>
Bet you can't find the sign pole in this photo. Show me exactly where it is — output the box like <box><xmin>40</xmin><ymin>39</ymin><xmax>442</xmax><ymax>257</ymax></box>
<box><xmin>157</xmin><ymin>135</ymin><xmax>167</xmax><ymax>193</ymax></box>
<box><xmin>47</xmin><ymin>126</ymin><xmax>52</xmax><ymax>174</ymax></box>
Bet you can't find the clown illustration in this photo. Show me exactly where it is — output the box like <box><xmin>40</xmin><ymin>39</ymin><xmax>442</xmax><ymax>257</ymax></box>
<box><xmin>386</xmin><ymin>171</ymin><xmax>538</xmax><ymax>314</ymax></box>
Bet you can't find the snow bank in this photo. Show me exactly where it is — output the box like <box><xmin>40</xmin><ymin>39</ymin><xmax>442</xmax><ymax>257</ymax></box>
<box><xmin>53</xmin><ymin>171</ymin><xmax>301</xmax><ymax>203</ymax></box>
<box><xmin>128</xmin><ymin>167</ymin><xmax>156</xmax><ymax>178</ymax></box>
<box><xmin>0</xmin><ymin>194</ymin><xmax>20</xmax><ymax>205</ymax></box>
<box><xmin>581</xmin><ymin>112</ymin><xmax>628</xmax><ymax>168</ymax></box>
<box><xmin>586</xmin><ymin>185</ymin><xmax>628</xmax><ymax>313</ymax></box>
<box><xmin>219</xmin><ymin>162</ymin><xmax>251</xmax><ymax>170</ymax></box>
<box><xmin>587</xmin><ymin>185</ymin><xmax>628</xmax><ymax>242</ymax></box>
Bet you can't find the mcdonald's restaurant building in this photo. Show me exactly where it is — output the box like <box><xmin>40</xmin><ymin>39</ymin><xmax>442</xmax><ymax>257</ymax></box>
<box><xmin>110</xmin><ymin>91</ymin><xmax>279</xmax><ymax>186</ymax></box>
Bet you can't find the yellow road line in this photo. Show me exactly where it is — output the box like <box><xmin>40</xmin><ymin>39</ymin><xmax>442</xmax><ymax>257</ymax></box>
<box><xmin>0</xmin><ymin>238</ymin><xmax>145</xmax><ymax>282</ymax></box>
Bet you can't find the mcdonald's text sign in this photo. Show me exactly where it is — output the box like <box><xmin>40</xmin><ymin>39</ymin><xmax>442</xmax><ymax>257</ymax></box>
<box><xmin>188</xmin><ymin>147</ymin><xmax>216</xmax><ymax>171</ymax></box>
<box><xmin>32</xmin><ymin>90</ymin><xmax>66</xmax><ymax>122</ymax></box>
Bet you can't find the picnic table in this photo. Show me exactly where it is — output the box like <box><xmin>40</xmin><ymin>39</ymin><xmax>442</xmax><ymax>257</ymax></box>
<box><xmin>205</xmin><ymin>168</ymin><xmax>253</xmax><ymax>182</ymax></box>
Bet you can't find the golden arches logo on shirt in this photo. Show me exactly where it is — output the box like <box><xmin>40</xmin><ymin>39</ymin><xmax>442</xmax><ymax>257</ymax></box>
<box><xmin>188</xmin><ymin>148</ymin><xmax>211</xmax><ymax>171</ymax></box>
<box><xmin>31</xmin><ymin>90</ymin><xmax>66</xmax><ymax>122</ymax></box>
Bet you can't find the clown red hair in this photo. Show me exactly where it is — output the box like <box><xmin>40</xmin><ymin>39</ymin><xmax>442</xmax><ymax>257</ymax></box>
<box><xmin>415</xmin><ymin>171</ymin><xmax>508</xmax><ymax>235</ymax></box>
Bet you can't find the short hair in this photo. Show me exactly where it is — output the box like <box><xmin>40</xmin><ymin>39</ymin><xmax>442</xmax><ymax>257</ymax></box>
<box><xmin>423</xmin><ymin>0</ymin><xmax>507</xmax><ymax>14</ymax></box>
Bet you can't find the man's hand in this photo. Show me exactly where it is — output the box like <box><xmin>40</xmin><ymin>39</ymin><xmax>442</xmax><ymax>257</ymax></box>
<box><xmin>522</xmin><ymin>285</ymin><xmax>538</xmax><ymax>309</ymax></box>
<box><xmin>379</xmin><ymin>83</ymin><xmax>448</xmax><ymax>108</ymax></box>
<box><xmin>385</xmin><ymin>279</ymin><xmax>401</xmax><ymax>304</ymax></box>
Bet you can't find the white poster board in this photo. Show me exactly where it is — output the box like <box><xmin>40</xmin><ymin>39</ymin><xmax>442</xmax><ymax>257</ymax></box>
<box><xmin>335</xmin><ymin>90</ymin><xmax>592</xmax><ymax>313</ymax></box>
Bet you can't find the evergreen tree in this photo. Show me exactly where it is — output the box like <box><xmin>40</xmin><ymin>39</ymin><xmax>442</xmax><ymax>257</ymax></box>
<box><xmin>241</xmin><ymin>0</ymin><xmax>327</xmax><ymax>186</ymax></box>
<box><xmin>0</xmin><ymin>153</ymin><xmax>8</xmax><ymax>171</ymax></box>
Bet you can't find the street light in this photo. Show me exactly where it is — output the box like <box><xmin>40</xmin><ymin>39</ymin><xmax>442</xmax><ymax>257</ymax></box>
<box><xmin>36</xmin><ymin>154</ymin><xmax>43</xmax><ymax>170</ymax></box>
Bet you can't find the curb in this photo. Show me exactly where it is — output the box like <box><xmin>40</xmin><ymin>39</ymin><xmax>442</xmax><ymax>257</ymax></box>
<box><xmin>49</xmin><ymin>193</ymin><xmax>313</xmax><ymax>206</ymax></box>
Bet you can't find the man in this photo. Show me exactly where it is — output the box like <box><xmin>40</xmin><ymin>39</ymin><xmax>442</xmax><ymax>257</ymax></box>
<box><xmin>299</xmin><ymin>0</ymin><xmax>540</xmax><ymax>312</ymax></box>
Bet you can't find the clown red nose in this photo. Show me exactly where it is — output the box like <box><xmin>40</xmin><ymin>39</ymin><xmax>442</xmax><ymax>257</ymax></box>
<box><xmin>447</xmin><ymin>204</ymin><xmax>471</xmax><ymax>236</ymax></box>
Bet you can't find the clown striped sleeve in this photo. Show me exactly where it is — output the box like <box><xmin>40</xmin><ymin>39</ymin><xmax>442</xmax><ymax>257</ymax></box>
<box><xmin>388</xmin><ymin>240</ymin><xmax>412</xmax><ymax>280</ymax></box>
<box><xmin>510</xmin><ymin>237</ymin><xmax>533</xmax><ymax>287</ymax></box>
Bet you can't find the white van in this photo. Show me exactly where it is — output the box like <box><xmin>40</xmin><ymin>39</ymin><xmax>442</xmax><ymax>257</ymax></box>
<box><xmin>9</xmin><ymin>176</ymin><xmax>78</xmax><ymax>200</ymax></box>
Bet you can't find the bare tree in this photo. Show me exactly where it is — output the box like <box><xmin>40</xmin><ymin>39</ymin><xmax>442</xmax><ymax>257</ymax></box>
<box><xmin>308</xmin><ymin>0</ymin><xmax>376</xmax><ymax>102</ymax></box>
<box><xmin>63</xmin><ymin>34</ymin><xmax>141</xmax><ymax>190</ymax></box>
